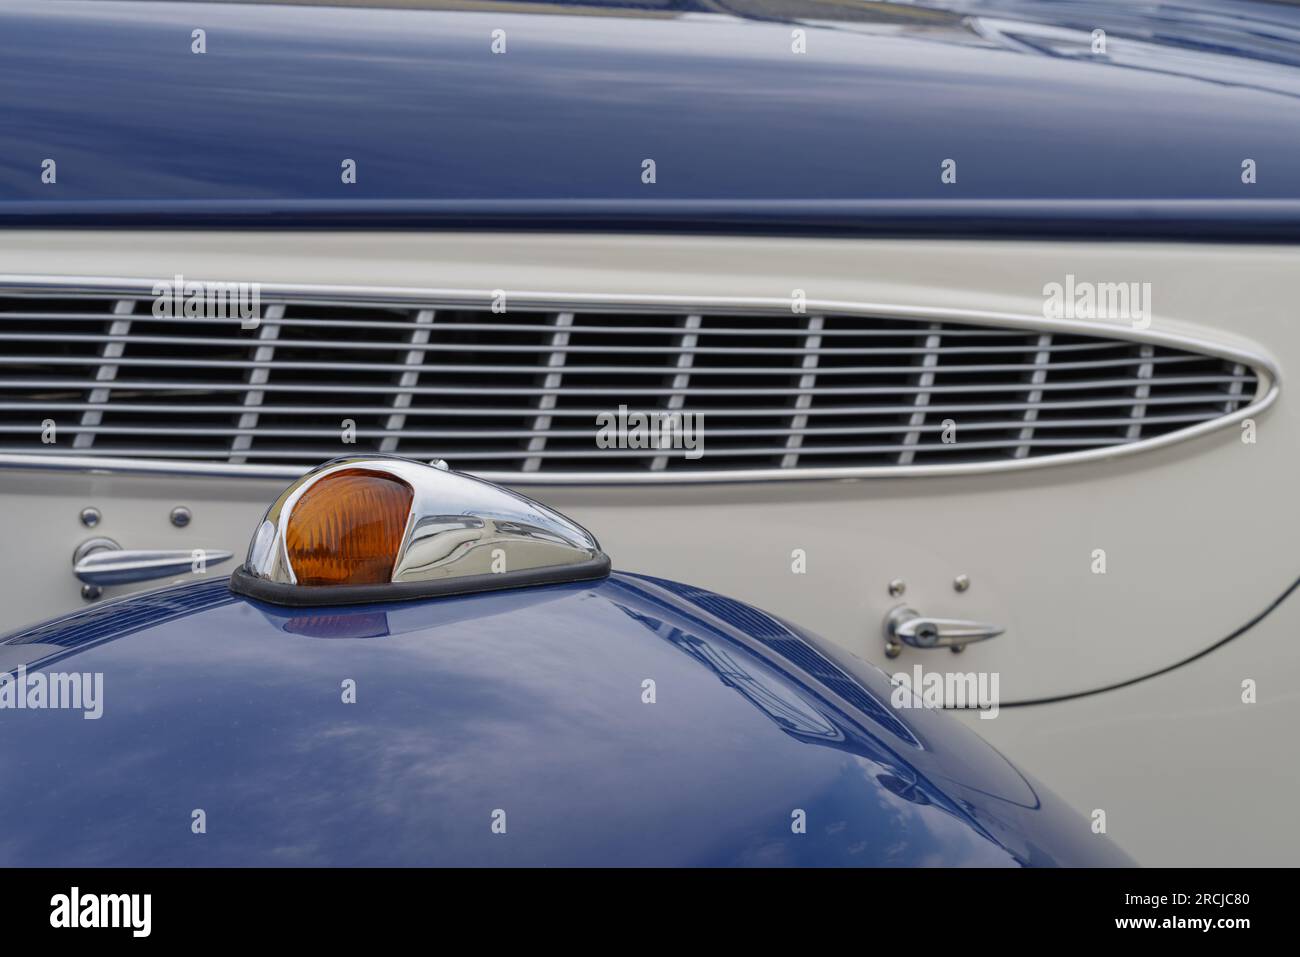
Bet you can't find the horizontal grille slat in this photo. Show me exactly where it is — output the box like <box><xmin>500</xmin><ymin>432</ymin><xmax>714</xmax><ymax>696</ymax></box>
<box><xmin>0</xmin><ymin>348</ymin><xmax>1213</xmax><ymax>374</ymax></box>
<box><xmin>0</xmin><ymin>413</ymin><xmax>1224</xmax><ymax>439</ymax></box>
<box><xmin>0</xmin><ymin>291</ymin><xmax>1262</xmax><ymax>479</ymax></box>
<box><xmin>0</xmin><ymin>396</ymin><xmax>1249</xmax><ymax>416</ymax></box>
<box><xmin>0</xmin><ymin>365</ymin><xmax>1255</xmax><ymax>392</ymax></box>
<box><xmin>0</xmin><ymin>438</ymin><xmax>1138</xmax><ymax>459</ymax></box>
<box><xmin>0</xmin><ymin>332</ymin><xmax>1157</xmax><ymax>357</ymax></box>
<box><xmin>0</xmin><ymin>313</ymin><xmax>1070</xmax><ymax>338</ymax></box>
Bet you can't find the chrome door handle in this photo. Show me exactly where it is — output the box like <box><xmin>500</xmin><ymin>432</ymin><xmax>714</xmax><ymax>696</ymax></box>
<box><xmin>884</xmin><ymin>605</ymin><xmax>1004</xmax><ymax>657</ymax></box>
<box><xmin>73</xmin><ymin>537</ymin><xmax>233</xmax><ymax>586</ymax></box>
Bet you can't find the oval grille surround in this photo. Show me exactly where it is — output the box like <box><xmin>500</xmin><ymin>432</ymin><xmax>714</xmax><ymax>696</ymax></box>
<box><xmin>0</xmin><ymin>290</ymin><xmax>1264</xmax><ymax>481</ymax></box>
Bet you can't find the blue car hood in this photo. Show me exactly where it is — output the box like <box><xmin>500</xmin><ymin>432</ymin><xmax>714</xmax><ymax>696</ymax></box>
<box><xmin>1</xmin><ymin>0</ymin><xmax>1300</xmax><ymax>237</ymax></box>
<box><xmin>0</xmin><ymin>573</ymin><xmax>1130</xmax><ymax>866</ymax></box>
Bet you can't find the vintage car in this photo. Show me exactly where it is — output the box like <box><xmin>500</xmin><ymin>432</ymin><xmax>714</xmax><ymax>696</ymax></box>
<box><xmin>0</xmin><ymin>0</ymin><xmax>1297</xmax><ymax>866</ymax></box>
<box><xmin>0</xmin><ymin>456</ymin><xmax>1132</xmax><ymax>867</ymax></box>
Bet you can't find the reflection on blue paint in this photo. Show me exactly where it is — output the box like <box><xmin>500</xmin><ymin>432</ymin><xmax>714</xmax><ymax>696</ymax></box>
<box><xmin>1</xmin><ymin>0</ymin><xmax>1299</xmax><ymax>237</ymax></box>
<box><xmin>0</xmin><ymin>572</ymin><xmax>1132</xmax><ymax>866</ymax></box>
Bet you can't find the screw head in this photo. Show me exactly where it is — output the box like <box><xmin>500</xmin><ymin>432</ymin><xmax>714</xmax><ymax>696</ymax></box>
<box><xmin>170</xmin><ymin>506</ymin><xmax>192</xmax><ymax>528</ymax></box>
<box><xmin>80</xmin><ymin>583</ymin><xmax>103</xmax><ymax>602</ymax></box>
<box><xmin>80</xmin><ymin>507</ymin><xmax>101</xmax><ymax>528</ymax></box>
<box><xmin>953</xmin><ymin>574</ymin><xmax>971</xmax><ymax>593</ymax></box>
<box><xmin>884</xmin><ymin>639</ymin><xmax>903</xmax><ymax>659</ymax></box>
<box><xmin>888</xmin><ymin>579</ymin><xmax>906</xmax><ymax>598</ymax></box>
<box><xmin>950</xmin><ymin>643</ymin><xmax>966</xmax><ymax>654</ymax></box>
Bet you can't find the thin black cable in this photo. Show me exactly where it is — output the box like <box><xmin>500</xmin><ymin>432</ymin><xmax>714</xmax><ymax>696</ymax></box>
<box><xmin>1001</xmin><ymin>573</ymin><xmax>1300</xmax><ymax>708</ymax></box>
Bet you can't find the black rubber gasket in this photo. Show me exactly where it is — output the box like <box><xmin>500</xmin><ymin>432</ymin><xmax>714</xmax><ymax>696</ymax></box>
<box><xmin>228</xmin><ymin>553</ymin><xmax>611</xmax><ymax>607</ymax></box>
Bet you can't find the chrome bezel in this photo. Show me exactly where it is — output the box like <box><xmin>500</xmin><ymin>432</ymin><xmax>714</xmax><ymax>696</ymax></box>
<box><xmin>229</xmin><ymin>455</ymin><xmax>610</xmax><ymax>606</ymax></box>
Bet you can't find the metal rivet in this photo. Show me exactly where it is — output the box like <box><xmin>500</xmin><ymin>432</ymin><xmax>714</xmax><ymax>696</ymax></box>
<box><xmin>80</xmin><ymin>507</ymin><xmax>101</xmax><ymax>528</ymax></box>
<box><xmin>888</xmin><ymin>579</ymin><xmax>906</xmax><ymax>598</ymax></box>
<box><xmin>170</xmin><ymin>506</ymin><xmax>192</xmax><ymax>528</ymax></box>
<box><xmin>950</xmin><ymin>644</ymin><xmax>965</xmax><ymax>654</ymax></box>
<box><xmin>884</xmin><ymin>639</ymin><xmax>902</xmax><ymax>659</ymax></box>
<box><xmin>953</xmin><ymin>574</ymin><xmax>970</xmax><ymax>593</ymax></box>
<box><xmin>80</xmin><ymin>584</ymin><xmax>103</xmax><ymax>602</ymax></box>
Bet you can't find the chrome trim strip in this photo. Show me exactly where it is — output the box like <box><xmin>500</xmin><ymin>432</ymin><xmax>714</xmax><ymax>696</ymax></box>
<box><xmin>0</xmin><ymin>276</ymin><xmax>1279</xmax><ymax>486</ymax></box>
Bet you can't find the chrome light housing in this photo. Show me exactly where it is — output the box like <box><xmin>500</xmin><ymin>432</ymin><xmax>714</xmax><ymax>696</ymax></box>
<box><xmin>229</xmin><ymin>456</ymin><xmax>610</xmax><ymax>606</ymax></box>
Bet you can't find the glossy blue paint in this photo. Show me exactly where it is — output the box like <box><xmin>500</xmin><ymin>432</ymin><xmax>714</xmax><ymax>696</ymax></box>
<box><xmin>1</xmin><ymin>0</ymin><xmax>1300</xmax><ymax>238</ymax></box>
<box><xmin>0</xmin><ymin>573</ymin><xmax>1131</xmax><ymax>866</ymax></box>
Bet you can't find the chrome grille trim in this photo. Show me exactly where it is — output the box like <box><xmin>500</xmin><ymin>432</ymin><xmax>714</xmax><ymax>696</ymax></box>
<box><xmin>229</xmin><ymin>303</ymin><xmax>284</xmax><ymax>465</ymax></box>
<box><xmin>1014</xmin><ymin>333</ymin><xmax>1054</xmax><ymax>459</ymax></box>
<box><xmin>73</xmin><ymin>299</ymin><xmax>134</xmax><ymax>450</ymax></box>
<box><xmin>1125</xmin><ymin>343</ymin><xmax>1156</xmax><ymax>442</ymax></box>
<box><xmin>523</xmin><ymin>311</ymin><xmax>574</xmax><ymax>473</ymax></box>
<box><xmin>898</xmin><ymin>323</ymin><xmax>942</xmax><ymax>466</ymax></box>
<box><xmin>0</xmin><ymin>277</ymin><xmax>1276</xmax><ymax>485</ymax></box>
<box><xmin>653</xmin><ymin>313</ymin><xmax>703</xmax><ymax>472</ymax></box>
<box><xmin>380</xmin><ymin>307</ymin><xmax>436</xmax><ymax>454</ymax></box>
<box><xmin>780</xmin><ymin>314</ymin><xmax>822</xmax><ymax>470</ymax></box>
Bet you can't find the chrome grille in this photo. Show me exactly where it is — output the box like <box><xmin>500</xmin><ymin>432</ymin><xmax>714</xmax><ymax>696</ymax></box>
<box><xmin>0</xmin><ymin>290</ymin><xmax>1262</xmax><ymax>481</ymax></box>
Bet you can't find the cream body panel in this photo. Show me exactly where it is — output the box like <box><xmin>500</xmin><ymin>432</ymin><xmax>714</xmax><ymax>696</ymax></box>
<box><xmin>0</xmin><ymin>232</ymin><xmax>1294</xmax><ymax>708</ymax></box>
<box><xmin>956</xmin><ymin>588</ymin><xmax>1300</xmax><ymax>867</ymax></box>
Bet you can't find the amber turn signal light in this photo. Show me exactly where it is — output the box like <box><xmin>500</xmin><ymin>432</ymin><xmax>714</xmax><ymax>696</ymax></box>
<box><xmin>284</xmin><ymin>468</ymin><xmax>413</xmax><ymax>586</ymax></box>
<box><xmin>230</xmin><ymin>456</ymin><xmax>611</xmax><ymax>606</ymax></box>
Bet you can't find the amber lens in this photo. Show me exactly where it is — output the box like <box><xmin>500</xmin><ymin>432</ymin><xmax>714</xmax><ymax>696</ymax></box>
<box><xmin>285</xmin><ymin>469</ymin><xmax>414</xmax><ymax>586</ymax></box>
